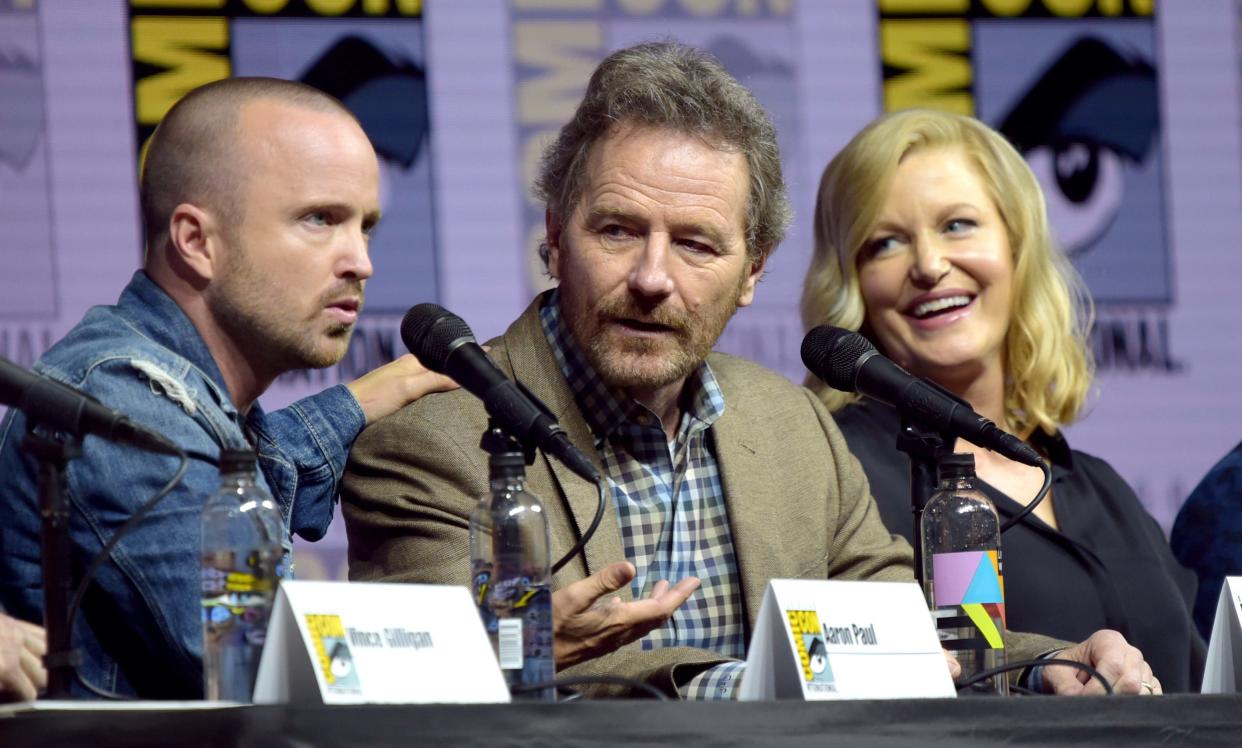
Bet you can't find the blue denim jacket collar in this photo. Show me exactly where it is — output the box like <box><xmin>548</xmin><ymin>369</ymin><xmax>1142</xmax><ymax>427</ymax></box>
<box><xmin>117</xmin><ymin>271</ymin><xmax>253</xmax><ymax>425</ymax></box>
<box><xmin>118</xmin><ymin>270</ymin><xmax>298</xmax><ymax>452</ymax></box>
<box><xmin>120</xmin><ymin>272</ymin><xmax>224</xmax><ymax>391</ymax></box>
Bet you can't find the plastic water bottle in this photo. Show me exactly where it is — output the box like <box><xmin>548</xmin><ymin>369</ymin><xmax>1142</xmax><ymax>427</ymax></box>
<box><xmin>921</xmin><ymin>452</ymin><xmax>1008</xmax><ymax>695</ymax></box>
<box><xmin>469</xmin><ymin>427</ymin><xmax>555</xmax><ymax>701</ymax></box>
<box><xmin>200</xmin><ymin>449</ymin><xmax>284</xmax><ymax>701</ymax></box>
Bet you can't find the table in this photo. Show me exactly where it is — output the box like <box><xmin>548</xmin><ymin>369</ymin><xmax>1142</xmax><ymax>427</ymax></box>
<box><xmin>3</xmin><ymin>695</ymin><xmax>1240</xmax><ymax>747</ymax></box>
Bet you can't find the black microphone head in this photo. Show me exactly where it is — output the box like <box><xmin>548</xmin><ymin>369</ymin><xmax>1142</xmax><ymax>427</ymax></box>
<box><xmin>400</xmin><ymin>303</ymin><xmax>476</xmax><ymax>374</ymax></box>
<box><xmin>800</xmin><ymin>326</ymin><xmax>876</xmax><ymax>393</ymax></box>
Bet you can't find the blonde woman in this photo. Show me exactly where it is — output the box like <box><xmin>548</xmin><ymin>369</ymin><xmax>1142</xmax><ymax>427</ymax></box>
<box><xmin>803</xmin><ymin>109</ymin><xmax>1203</xmax><ymax>692</ymax></box>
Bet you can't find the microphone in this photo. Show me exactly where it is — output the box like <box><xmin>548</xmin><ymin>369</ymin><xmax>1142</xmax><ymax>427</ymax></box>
<box><xmin>800</xmin><ymin>326</ymin><xmax>1043</xmax><ymax>468</ymax></box>
<box><xmin>400</xmin><ymin>304</ymin><xmax>601</xmax><ymax>483</ymax></box>
<box><xmin>0</xmin><ymin>356</ymin><xmax>179</xmax><ymax>455</ymax></box>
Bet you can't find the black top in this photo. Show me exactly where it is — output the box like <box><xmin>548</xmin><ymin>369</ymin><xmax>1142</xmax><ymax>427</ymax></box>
<box><xmin>835</xmin><ymin>400</ymin><xmax>1206</xmax><ymax>692</ymax></box>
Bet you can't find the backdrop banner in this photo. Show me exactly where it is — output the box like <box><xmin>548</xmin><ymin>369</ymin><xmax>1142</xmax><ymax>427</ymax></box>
<box><xmin>2</xmin><ymin>0</ymin><xmax>1237</xmax><ymax>580</ymax></box>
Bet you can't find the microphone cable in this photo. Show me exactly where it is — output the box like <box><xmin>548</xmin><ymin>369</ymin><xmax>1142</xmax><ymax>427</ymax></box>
<box><xmin>66</xmin><ymin>445</ymin><xmax>191</xmax><ymax>700</ymax></box>
<box><xmin>955</xmin><ymin>656</ymin><xmax>1114</xmax><ymax>696</ymax></box>
<box><xmin>999</xmin><ymin>460</ymin><xmax>1052</xmax><ymax>535</ymax></box>
<box><xmin>550</xmin><ymin>475</ymin><xmax>607</xmax><ymax>575</ymax></box>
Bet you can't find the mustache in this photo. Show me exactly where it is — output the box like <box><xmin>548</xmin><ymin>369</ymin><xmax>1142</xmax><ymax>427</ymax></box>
<box><xmin>319</xmin><ymin>280</ymin><xmax>366</xmax><ymax>311</ymax></box>
<box><xmin>596</xmin><ymin>296</ymin><xmax>690</xmax><ymax>332</ymax></box>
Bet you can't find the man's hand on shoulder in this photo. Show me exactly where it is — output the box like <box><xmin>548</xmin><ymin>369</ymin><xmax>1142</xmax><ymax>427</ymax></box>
<box><xmin>1039</xmin><ymin>629</ymin><xmax>1160</xmax><ymax>695</ymax></box>
<box><xmin>346</xmin><ymin>353</ymin><xmax>458</xmax><ymax>425</ymax></box>
<box><xmin>553</xmin><ymin>562</ymin><xmax>700</xmax><ymax>670</ymax></box>
<box><xmin>0</xmin><ymin>614</ymin><xmax>46</xmax><ymax>702</ymax></box>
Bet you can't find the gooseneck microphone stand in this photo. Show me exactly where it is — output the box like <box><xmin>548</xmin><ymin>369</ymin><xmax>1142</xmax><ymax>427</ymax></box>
<box><xmin>23</xmin><ymin>430</ymin><xmax>83</xmax><ymax>699</ymax></box>
<box><xmin>895</xmin><ymin>418</ymin><xmax>954</xmax><ymax>588</ymax></box>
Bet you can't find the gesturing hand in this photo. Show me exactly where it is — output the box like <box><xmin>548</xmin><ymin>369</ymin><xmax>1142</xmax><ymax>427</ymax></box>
<box><xmin>553</xmin><ymin>561</ymin><xmax>700</xmax><ymax>670</ymax></box>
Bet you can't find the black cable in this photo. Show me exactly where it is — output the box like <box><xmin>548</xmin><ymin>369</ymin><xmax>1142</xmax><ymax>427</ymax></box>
<box><xmin>999</xmin><ymin>460</ymin><xmax>1051</xmax><ymax>534</ymax></box>
<box><xmin>64</xmin><ymin>447</ymin><xmax>190</xmax><ymax>700</ymax></box>
<box><xmin>510</xmin><ymin>674</ymin><xmax>670</xmax><ymax>701</ymax></box>
<box><xmin>955</xmin><ymin>656</ymin><xmax>1114</xmax><ymax>696</ymax></box>
<box><xmin>550</xmin><ymin>475</ymin><xmax>607</xmax><ymax>574</ymax></box>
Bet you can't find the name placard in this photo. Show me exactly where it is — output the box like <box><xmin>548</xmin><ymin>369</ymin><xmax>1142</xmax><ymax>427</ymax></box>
<box><xmin>254</xmin><ymin>580</ymin><xmax>509</xmax><ymax>705</ymax></box>
<box><xmin>738</xmin><ymin>579</ymin><xmax>955</xmax><ymax>701</ymax></box>
<box><xmin>1202</xmin><ymin>576</ymin><xmax>1242</xmax><ymax>693</ymax></box>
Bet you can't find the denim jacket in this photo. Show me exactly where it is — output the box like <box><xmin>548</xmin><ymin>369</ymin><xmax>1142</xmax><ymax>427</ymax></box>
<box><xmin>0</xmin><ymin>271</ymin><xmax>365</xmax><ymax>698</ymax></box>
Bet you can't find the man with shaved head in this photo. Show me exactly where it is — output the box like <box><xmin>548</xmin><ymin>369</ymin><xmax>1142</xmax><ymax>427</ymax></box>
<box><xmin>0</xmin><ymin>78</ymin><xmax>455</xmax><ymax>699</ymax></box>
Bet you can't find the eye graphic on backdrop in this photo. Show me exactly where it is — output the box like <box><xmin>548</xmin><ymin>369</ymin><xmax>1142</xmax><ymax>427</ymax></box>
<box><xmin>998</xmin><ymin>37</ymin><xmax>1158</xmax><ymax>257</ymax></box>
<box><xmin>1024</xmin><ymin>141</ymin><xmax>1124</xmax><ymax>253</ymax></box>
<box><xmin>298</xmin><ymin>35</ymin><xmax>430</xmax><ymax>217</ymax></box>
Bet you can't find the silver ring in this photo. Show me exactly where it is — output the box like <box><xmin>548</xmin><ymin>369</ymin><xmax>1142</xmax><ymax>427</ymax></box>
<box><xmin>1140</xmin><ymin>680</ymin><xmax>1155</xmax><ymax>694</ymax></box>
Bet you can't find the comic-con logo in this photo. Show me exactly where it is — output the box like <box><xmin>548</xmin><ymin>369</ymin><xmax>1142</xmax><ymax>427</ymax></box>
<box><xmin>786</xmin><ymin>609</ymin><xmax>836</xmax><ymax>691</ymax></box>
<box><xmin>304</xmin><ymin>613</ymin><xmax>362</xmax><ymax>694</ymax></box>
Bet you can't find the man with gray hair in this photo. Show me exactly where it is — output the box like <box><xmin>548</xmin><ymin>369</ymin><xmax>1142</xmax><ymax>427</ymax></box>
<box><xmin>342</xmin><ymin>41</ymin><xmax>1154</xmax><ymax>698</ymax></box>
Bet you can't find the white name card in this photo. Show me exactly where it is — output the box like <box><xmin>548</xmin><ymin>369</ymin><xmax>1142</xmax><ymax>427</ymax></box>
<box><xmin>254</xmin><ymin>580</ymin><xmax>509</xmax><ymax>705</ymax></box>
<box><xmin>739</xmin><ymin>579</ymin><xmax>955</xmax><ymax>701</ymax></box>
<box><xmin>1202</xmin><ymin>576</ymin><xmax>1242</xmax><ymax>693</ymax></box>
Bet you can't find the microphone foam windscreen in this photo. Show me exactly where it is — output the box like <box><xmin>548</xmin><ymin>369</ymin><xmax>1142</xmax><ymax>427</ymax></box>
<box><xmin>800</xmin><ymin>326</ymin><xmax>876</xmax><ymax>393</ymax></box>
<box><xmin>400</xmin><ymin>303</ymin><xmax>474</xmax><ymax>373</ymax></box>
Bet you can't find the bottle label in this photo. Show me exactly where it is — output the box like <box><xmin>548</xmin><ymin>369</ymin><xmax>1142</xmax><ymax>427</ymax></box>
<box><xmin>201</xmin><ymin>551</ymin><xmax>279</xmax><ymax>647</ymax></box>
<box><xmin>930</xmin><ymin>549</ymin><xmax>1003</xmax><ymax>607</ymax></box>
<box><xmin>472</xmin><ymin>564</ymin><xmax>554</xmax><ymax>687</ymax></box>
<box><xmin>929</xmin><ymin>549</ymin><xmax>1005</xmax><ymax>651</ymax></box>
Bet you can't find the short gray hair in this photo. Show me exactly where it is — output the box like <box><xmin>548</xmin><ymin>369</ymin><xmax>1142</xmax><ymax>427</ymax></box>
<box><xmin>534</xmin><ymin>40</ymin><xmax>790</xmax><ymax>268</ymax></box>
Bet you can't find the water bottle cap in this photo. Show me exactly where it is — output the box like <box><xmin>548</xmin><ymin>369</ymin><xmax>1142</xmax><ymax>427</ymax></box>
<box><xmin>219</xmin><ymin>449</ymin><xmax>258</xmax><ymax>476</ymax></box>
<box><xmin>937</xmin><ymin>452</ymin><xmax>976</xmax><ymax>481</ymax></box>
<box><xmin>488</xmin><ymin>450</ymin><xmax>528</xmax><ymax>478</ymax></box>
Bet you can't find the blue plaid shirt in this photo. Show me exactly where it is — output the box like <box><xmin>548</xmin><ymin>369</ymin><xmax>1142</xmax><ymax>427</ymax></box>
<box><xmin>540</xmin><ymin>293</ymin><xmax>746</xmax><ymax>699</ymax></box>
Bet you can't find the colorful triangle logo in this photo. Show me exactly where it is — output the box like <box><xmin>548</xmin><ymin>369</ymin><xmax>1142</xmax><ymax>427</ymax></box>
<box><xmin>961</xmin><ymin>551</ymin><xmax>1004</xmax><ymax>605</ymax></box>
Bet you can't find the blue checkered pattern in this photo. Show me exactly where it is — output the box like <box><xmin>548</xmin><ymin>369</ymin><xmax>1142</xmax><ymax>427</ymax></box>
<box><xmin>682</xmin><ymin>659</ymin><xmax>745</xmax><ymax>699</ymax></box>
<box><xmin>540</xmin><ymin>294</ymin><xmax>746</xmax><ymax>699</ymax></box>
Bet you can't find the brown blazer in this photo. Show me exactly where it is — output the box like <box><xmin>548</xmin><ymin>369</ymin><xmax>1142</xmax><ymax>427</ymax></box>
<box><xmin>341</xmin><ymin>297</ymin><xmax>1064</xmax><ymax>695</ymax></box>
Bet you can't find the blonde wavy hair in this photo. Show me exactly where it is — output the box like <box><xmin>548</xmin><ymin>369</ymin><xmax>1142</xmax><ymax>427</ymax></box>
<box><xmin>800</xmin><ymin>109</ymin><xmax>1094</xmax><ymax>439</ymax></box>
